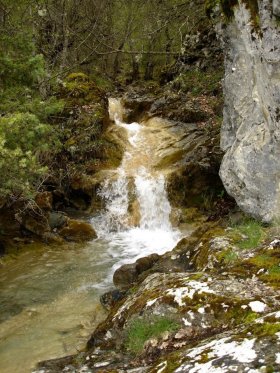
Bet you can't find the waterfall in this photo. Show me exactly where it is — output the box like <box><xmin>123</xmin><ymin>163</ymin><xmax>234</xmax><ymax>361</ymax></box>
<box><xmin>92</xmin><ymin>98</ymin><xmax>181</xmax><ymax>275</ymax></box>
<box><xmin>135</xmin><ymin>167</ymin><xmax>172</xmax><ymax>231</ymax></box>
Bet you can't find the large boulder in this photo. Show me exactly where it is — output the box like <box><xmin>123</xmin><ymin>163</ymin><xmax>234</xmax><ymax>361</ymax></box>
<box><xmin>219</xmin><ymin>0</ymin><xmax>280</xmax><ymax>222</ymax></box>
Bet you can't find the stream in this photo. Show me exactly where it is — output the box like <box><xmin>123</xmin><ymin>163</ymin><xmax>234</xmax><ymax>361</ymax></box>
<box><xmin>0</xmin><ymin>99</ymin><xmax>182</xmax><ymax>373</ymax></box>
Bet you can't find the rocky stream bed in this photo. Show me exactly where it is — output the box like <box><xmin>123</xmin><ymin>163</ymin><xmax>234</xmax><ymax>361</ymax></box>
<box><xmin>2</xmin><ymin>74</ymin><xmax>280</xmax><ymax>373</ymax></box>
<box><xmin>33</xmin><ymin>89</ymin><xmax>280</xmax><ymax>372</ymax></box>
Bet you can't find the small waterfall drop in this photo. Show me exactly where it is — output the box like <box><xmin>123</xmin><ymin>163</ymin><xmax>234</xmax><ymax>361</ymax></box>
<box><xmin>92</xmin><ymin>98</ymin><xmax>181</xmax><ymax>281</ymax></box>
<box><xmin>135</xmin><ymin>167</ymin><xmax>172</xmax><ymax>231</ymax></box>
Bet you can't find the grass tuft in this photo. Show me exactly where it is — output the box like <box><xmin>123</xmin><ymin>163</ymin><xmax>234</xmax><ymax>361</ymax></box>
<box><xmin>231</xmin><ymin>218</ymin><xmax>266</xmax><ymax>250</ymax></box>
<box><xmin>125</xmin><ymin>316</ymin><xmax>179</xmax><ymax>354</ymax></box>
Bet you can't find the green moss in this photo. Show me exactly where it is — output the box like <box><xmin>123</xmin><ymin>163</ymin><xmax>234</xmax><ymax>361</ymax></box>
<box><xmin>90</xmin><ymin>72</ymin><xmax>114</xmax><ymax>91</ymax></box>
<box><xmin>250</xmin><ymin>322</ymin><xmax>280</xmax><ymax>337</ymax></box>
<box><xmin>179</xmin><ymin>208</ymin><xmax>205</xmax><ymax>224</ymax></box>
<box><xmin>245</xmin><ymin>249</ymin><xmax>280</xmax><ymax>287</ymax></box>
<box><xmin>148</xmin><ymin>352</ymin><xmax>183</xmax><ymax>373</ymax></box>
<box><xmin>266</xmin><ymin>367</ymin><xmax>275</xmax><ymax>373</ymax></box>
<box><xmin>188</xmin><ymin>292</ymin><xmax>260</xmax><ymax>329</ymax></box>
<box><xmin>260</xmin><ymin>270</ymin><xmax>280</xmax><ymax>287</ymax></box>
<box><xmin>198</xmin><ymin>352</ymin><xmax>211</xmax><ymax>364</ymax></box>
<box><xmin>243</xmin><ymin>311</ymin><xmax>258</xmax><ymax>324</ymax></box>
<box><xmin>188</xmin><ymin>273</ymin><xmax>205</xmax><ymax>281</ymax></box>
<box><xmin>249</xmin><ymin>254</ymin><xmax>278</xmax><ymax>268</ymax></box>
<box><xmin>217</xmin><ymin>249</ymin><xmax>239</xmax><ymax>264</ymax></box>
<box><xmin>66</xmin><ymin>72</ymin><xmax>90</xmax><ymax>82</ymax></box>
<box><xmin>125</xmin><ymin>316</ymin><xmax>179</xmax><ymax>354</ymax></box>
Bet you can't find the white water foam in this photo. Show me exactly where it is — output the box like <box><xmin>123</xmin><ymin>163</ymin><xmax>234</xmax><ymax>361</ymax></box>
<box><xmin>91</xmin><ymin>98</ymin><xmax>181</xmax><ymax>285</ymax></box>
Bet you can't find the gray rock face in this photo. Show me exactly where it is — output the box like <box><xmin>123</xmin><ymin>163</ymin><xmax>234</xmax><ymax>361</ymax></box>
<box><xmin>273</xmin><ymin>0</ymin><xmax>280</xmax><ymax>16</ymax></box>
<box><xmin>219</xmin><ymin>0</ymin><xmax>280</xmax><ymax>222</ymax></box>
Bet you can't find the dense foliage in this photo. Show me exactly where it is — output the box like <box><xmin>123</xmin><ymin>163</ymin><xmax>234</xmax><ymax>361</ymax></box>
<box><xmin>0</xmin><ymin>0</ymin><xmax>218</xmax><ymax>201</ymax></box>
<box><xmin>0</xmin><ymin>3</ymin><xmax>63</xmax><ymax>199</ymax></box>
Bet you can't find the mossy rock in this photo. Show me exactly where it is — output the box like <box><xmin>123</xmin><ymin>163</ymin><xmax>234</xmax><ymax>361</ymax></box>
<box><xmin>66</xmin><ymin>72</ymin><xmax>90</xmax><ymax>82</ymax></box>
<box><xmin>241</xmin><ymin>242</ymin><xmax>280</xmax><ymax>288</ymax></box>
<box><xmin>60</xmin><ymin>72</ymin><xmax>106</xmax><ymax>107</ymax></box>
<box><xmin>171</xmin><ymin>223</ymin><xmax>242</xmax><ymax>272</ymax></box>
<box><xmin>179</xmin><ymin>207</ymin><xmax>206</xmax><ymax>224</ymax></box>
<box><xmin>148</xmin><ymin>311</ymin><xmax>280</xmax><ymax>373</ymax></box>
<box><xmin>86</xmin><ymin>271</ymin><xmax>279</xmax><ymax>354</ymax></box>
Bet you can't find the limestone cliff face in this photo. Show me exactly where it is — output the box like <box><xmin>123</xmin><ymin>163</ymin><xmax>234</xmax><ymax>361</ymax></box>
<box><xmin>219</xmin><ymin>0</ymin><xmax>280</xmax><ymax>222</ymax></box>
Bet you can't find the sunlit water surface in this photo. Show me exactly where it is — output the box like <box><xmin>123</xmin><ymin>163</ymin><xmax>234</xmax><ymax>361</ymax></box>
<box><xmin>0</xmin><ymin>239</ymin><xmax>113</xmax><ymax>373</ymax></box>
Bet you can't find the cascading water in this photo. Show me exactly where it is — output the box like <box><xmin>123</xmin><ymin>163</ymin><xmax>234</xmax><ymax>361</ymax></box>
<box><xmin>92</xmin><ymin>98</ymin><xmax>181</xmax><ymax>279</ymax></box>
<box><xmin>0</xmin><ymin>97</ymin><xmax>182</xmax><ymax>373</ymax></box>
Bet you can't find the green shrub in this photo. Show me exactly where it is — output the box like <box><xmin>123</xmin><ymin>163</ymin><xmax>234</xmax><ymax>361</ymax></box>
<box><xmin>125</xmin><ymin>316</ymin><xmax>179</xmax><ymax>354</ymax></box>
<box><xmin>0</xmin><ymin>34</ymin><xmax>45</xmax><ymax>88</ymax></box>
<box><xmin>0</xmin><ymin>113</ymin><xmax>59</xmax><ymax>197</ymax></box>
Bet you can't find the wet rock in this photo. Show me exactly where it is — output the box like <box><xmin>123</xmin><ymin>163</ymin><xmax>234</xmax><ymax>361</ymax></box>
<box><xmin>136</xmin><ymin>254</ymin><xmax>160</xmax><ymax>274</ymax></box>
<box><xmin>102</xmin><ymin>125</ymin><xmax>127</xmax><ymax>167</ymax></box>
<box><xmin>179</xmin><ymin>207</ymin><xmax>206</xmax><ymax>224</ymax></box>
<box><xmin>113</xmin><ymin>263</ymin><xmax>138</xmax><ymax>290</ymax></box>
<box><xmin>42</xmin><ymin>232</ymin><xmax>64</xmax><ymax>244</ymax></box>
<box><xmin>50</xmin><ymin>189</ymin><xmax>68</xmax><ymax>210</ymax></box>
<box><xmin>113</xmin><ymin>254</ymin><xmax>161</xmax><ymax>291</ymax></box>
<box><xmin>48</xmin><ymin>212</ymin><xmax>67</xmax><ymax>230</ymax></box>
<box><xmin>45</xmin><ymin>271</ymin><xmax>278</xmax><ymax>372</ymax></box>
<box><xmin>36</xmin><ymin>355</ymin><xmax>77</xmax><ymax>373</ymax></box>
<box><xmin>152</xmin><ymin>119</ymin><xmax>223</xmax><ymax>209</ymax></box>
<box><xmin>59</xmin><ymin>219</ymin><xmax>97</xmax><ymax>242</ymax></box>
<box><xmin>35</xmin><ymin>192</ymin><xmax>53</xmax><ymax>211</ymax></box>
<box><xmin>121</xmin><ymin>91</ymin><xmax>156</xmax><ymax>122</ymax></box>
<box><xmin>127</xmin><ymin>199</ymin><xmax>141</xmax><ymax>227</ymax></box>
<box><xmin>19</xmin><ymin>213</ymin><xmax>50</xmax><ymax>237</ymax></box>
<box><xmin>69</xmin><ymin>175</ymin><xmax>96</xmax><ymax>210</ymax></box>
<box><xmin>100</xmin><ymin>290</ymin><xmax>127</xmax><ymax>310</ymax></box>
<box><xmin>121</xmin><ymin>85</ymin><xmax>225</xmax><ymax>217</ymax></box>
<box><xmin>110</xmin><ymin>271</ymin><xmax>278</xmax><ymax>328</ymax></box>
